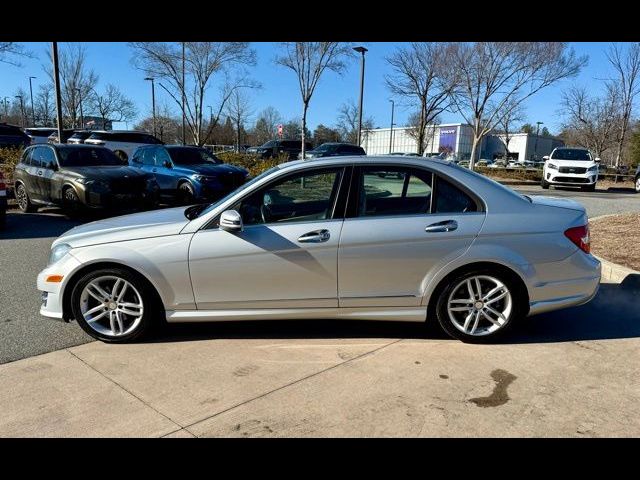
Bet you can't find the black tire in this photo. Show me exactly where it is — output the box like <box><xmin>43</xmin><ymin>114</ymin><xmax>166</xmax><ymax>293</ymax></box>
<box><xmin>15</xmin><ymin>182</ymin><xmax>37</xmax><ymax>213</ymax></box>
<box><xmin>114</xmin><ymin>150</ymin><xmax>128</xmax><ymax>164</ymax></box>
<box><xmin>178</xmin><ymin>181</ymin><xmax>195</xmax><ymax>205</ymax></box>
<box><xmin>582</xmin><ymin>184</ymin><xmax>596</xmax><ymax>192</ymax></box>
<box><xmin>634</xmin><ymin>176</ymin><xmax>640</xmax><ymax>193</ymax></box>
<box><xmin>541</xmin><ymin>179</ymin><xmax>550</xmax><ymax>190</ymax></box>
<box><xmin>62</xmin><ymin>187</ymin><xmax>84</xmax><ymax>219</ymax></box>
<box><xmin>0</xmin><ymin>211</ymin><xmax>5</xmax><ymax>229</ymax></box>
<box><xmin>70</xmin><ymin>267</ymin><xmax>160</xmax><ymax>343</ymax></box>
<box><xmin>434</xmin><ymin>268</ymin><xmax>528</xmax><ymax>344</ymax></box>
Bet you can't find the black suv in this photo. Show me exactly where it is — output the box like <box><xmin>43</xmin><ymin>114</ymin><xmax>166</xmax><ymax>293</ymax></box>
<box><xmin>0</xmin><ymin>123</ymin><xmax>30</xmax><ymax>149</ymax></box>
<box><xmin>302</xmin><ymin>142</ymin><xmax>366</xmax><ymax>159</ymax></box>
<box><xmin>13</xmin><ymin>144</ymin><xmax>158</xmax><ymax>215</ymax></box>
<box><xmin>249</xmin><ymin>140</ymin><xmax>313</xmax><ymax>160</ymax></box>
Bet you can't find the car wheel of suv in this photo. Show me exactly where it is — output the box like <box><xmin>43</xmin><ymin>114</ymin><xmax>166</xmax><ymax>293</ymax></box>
<box><xmin>114</xmin><ymin>150</ymin><xmax>128</xmax><ymax>163</ymax></box>
<box><xmin>435</xmin><ymin>269</ymin><xmax>527</xmax><ymax>343</ymax></box>
<box><xmin>582</xmin><ymin>184</ymin><xmax>596</xmax><ymax>192</ymax></box>
<box><xmin>635</xmin><ymin>176</ymin><xmax>640</xmax><ymax>193</ymax></box>
<box><xmin>541</xmin><ymin>179</ymin><xmax>550</xmax><ymax>189</ymax></box>
<box><xmin>71</xmin><ymin>268</ymin><xmax>158</xmax><ymax>343</ymax></box>
<box><xmin>62</xmin><ymin>187</ymin><xmax>83</xmax><ymax>219</ymax></box>
<box><xmin>178</xmin><ymin>182</ymin><xmax>195</xmax><ymax>205</ymax></box>
<box><xmin>15</xmin><ymin>182</ymin><xmax>37</xmax><ymax>213</ymax></box>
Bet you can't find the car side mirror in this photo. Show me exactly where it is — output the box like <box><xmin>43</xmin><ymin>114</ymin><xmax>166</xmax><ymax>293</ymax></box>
<box><xmin>595</xmin><ymin>157</ymin><xmax>601</xmax><ymax>163</ymax></box>
<box><xmin>164</xmin><ymin>160</ymin><xmax>173</xmax><ymax>168</ymax></box>
<box><xmin>220</xmin><ymin>210</ymin><xmax>243</xmax><ymax>232</ymax></box>
<box><xmin>48</xmin><ymin>162</ymin><xmax>57</xmax><ymax>171</ymax></box>
<box><xmin>542</xmin><ymin>156</ymin><xmax>549</xmax><ymax>161</ymax></box>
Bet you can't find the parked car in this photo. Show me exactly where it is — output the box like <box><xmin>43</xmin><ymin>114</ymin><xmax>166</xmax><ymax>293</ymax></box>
<box><xmin>129</xmin><ymin>145</ymin><xmax>248</xmax><ymax>204</ymax></box>
<box><xmin>13</xmin><ymin>144</ymin><xmax>159</xmax><ymax>216</ymax></box>
<box><xmin>84</xmin><ymin>130</ymin><xmax>164</xmax><ymax>163</ymax></box>
<box><xmin>0</xmin><ymin>169</ymin><xmax>6</xmax><ymax>228</ymax></box>
<box><xmin>250</xmin><ymin>140</ymin><xmax>312</xmax><ymax>160</ymax></box>
<box><xmin>542</xmin><ymin>147</ymin><xmax>599</xmax><ymax>191</ymax></box>
<box><xmin>392</xmin><ymin>152</ymin><xmax>421</xmax><ymax>157</ymax></box>
<box><xmin>0</xmin><ymin>123</ymin><xmax>30</xmax><ymax>149</ymax></box>
<box><xmin>47</xmin><ymin>129</ymin><xmax>77</xmax><ymax>144</ymax></box>
<box><xmin>301</xmin><ymin>143</ymin><xmax>366</xmax><ymax>159</ymax></box>
<box><xmin>635</xmin><ymin>165</ymin><xmax>640</xmax><ymax>193</ymax></box>
<box><xmin>67</xmin><ymin>130</ymin><xmax>93</xmax><ymax>145</ymax></box>
<box><xmin>37</xmin><ymin>156</ymin><xmax>600</xmax><ymax>344</ymax></box>
<box><xmin>24</xmin><ymin>127</ymin><xmax>57</xmax><ymax>145</ymax></box>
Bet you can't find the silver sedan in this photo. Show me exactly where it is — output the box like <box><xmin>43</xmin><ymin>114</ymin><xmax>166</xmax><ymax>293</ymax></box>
<box><xmin>38</xmin><ymin>156</ymin><xmax>601</xmax><ymax>343</ymax></box>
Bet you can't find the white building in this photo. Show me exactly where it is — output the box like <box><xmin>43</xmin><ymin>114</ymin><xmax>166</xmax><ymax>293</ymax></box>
<box><xmin>361</xmin><ymin>123</ymin><xmax>563</xmax><ymax>161</ymax></box>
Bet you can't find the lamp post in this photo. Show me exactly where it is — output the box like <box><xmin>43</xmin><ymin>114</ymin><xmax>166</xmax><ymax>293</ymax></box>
<box><xmin>15</xmin><ymin>95</ymin><xmax>25</xmax><ymax>127</ymax></box>
<box><xmin>353</xmin><ymin>46</ymin><xmax>368</xmax><ymax>147</ymax></box>
<box><xmin>52</xmin><ymin>42</ymin><xmax>64</xmax><ymax>143</ymax></box>
<box><xmin>534</xmin><ymin>121</ymin><xmax>543</xmax><ymax>161</ymax></box>
<box><xmin>28</xmin><ymin>76</ymin><xmax>36</xmax><ymax>126</ymax></box>
<box><xmin>144</xmin><ymin>77</ymin><xmax>156</xmax><ymax>138</ymax></box>
<box><xmin>181</xmin><ymin>41</ymin><xmax>186</xmax><ymax>146</ymax></box>
<box><xmin>74</xmin><ymin>87</ymin><xmax>84</xmax><ymax>129</ymax></box>
<box><xmin>389</xmin><ymin>99</ymin><xmax>395</xmax><ymax>154</ymax></box>
<box><xmin>3</xmin><ymin>97</ymin><xmax>8</xmax><ymax>120</ymax></box>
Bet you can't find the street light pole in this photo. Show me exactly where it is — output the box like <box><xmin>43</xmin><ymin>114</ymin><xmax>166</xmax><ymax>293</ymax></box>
<box><xmin>2</xmin><ymin>97</ymin><xmax>8</xmax><ymax>120</ymax></box>
<box><xmin>181</xmin><ymin>41</ymin><xmax>186</xmax><ymax>146</ymax></box>
<box><xmin>28</xmin><ymin>76</ymin><xmax>36</xmax><ymax>126</ymax></box>
<box><xmin>74</xmin><ymin>88</ymin><xmax>84</xmax><ymax>129</ymax></box>
<box><xmin>15</xmin><ymin>95</ymin><xmax>25</xmax><ymax>127</ymax></box>
<box><xmin>534</xmin><ymin>121</ymin><xmax>543</xmax><ymax>161</ymax></box>
<box><xmin>52</xmin><ymin>43</ymin><xmax>64</xmax><ymax>143</ymax></box>
<box><xmin>144</xmin><ymin>77</ymin><xmax>156</xmax><ymax>138</ymax></box>
<box><xmin>353</xmin><ymin>46</ymin><xmax>368</xmax><ymax>147</ymax></box>
<box><xmin>389</xmin><ymin>99</ymin><xmax>395</xmax><ymax>154</ymax></box>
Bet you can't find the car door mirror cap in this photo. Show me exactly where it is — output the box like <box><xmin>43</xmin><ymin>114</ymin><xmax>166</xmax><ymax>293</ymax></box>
<box><xmin>164</xmin><ymin>161</ymin><xmax>173</xmax><ymax>168</ymax></box>
<box><xmin>542</xmin><ymin>156</ymin><xmax>549</xmax><ymax>161</ymax></box>
<box><xmin>48</xmin><ymin>162</ymin><xmax>57</xmax><ymax>171</ymax></box>
<box><xmin>220</xmin><ymin>210</ymin><xmax>243</xmax><ymax>232</ymax></box>
<box><xmin>595</xmin><ymin>157</ymin><xmax>601</xmax><ymax>163</ymax></box>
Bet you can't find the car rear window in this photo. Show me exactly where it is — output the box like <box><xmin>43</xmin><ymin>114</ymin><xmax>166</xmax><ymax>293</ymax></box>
<box><xmin>25</xmin><ymin>129</ymin><xmax>56</xmax><ymax>137</ymax></box>
<box><xmin>57</xmin><ymin>147</ymin><xmax>123</xmax><ymax>167</ymax></box>
<box><xmin>338</xmin><ymin>145</ymin><xmax>365</xmax><ymax>154</ymax></box>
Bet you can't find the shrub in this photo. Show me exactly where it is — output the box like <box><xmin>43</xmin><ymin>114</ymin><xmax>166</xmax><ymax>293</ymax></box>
<box><xmin>217</xmin><ymin>152</ymin><xmax>289</xmax><ymax>177</ymax></box>
<box><xmin>475</xmin><ymin>166</ymin><xmax>542</xmax><ymax>182</ymax></box>
<box><xmin>0</xmin><ymin>147</ymin><xmax>24</xmax><ymax>184</ymax></box>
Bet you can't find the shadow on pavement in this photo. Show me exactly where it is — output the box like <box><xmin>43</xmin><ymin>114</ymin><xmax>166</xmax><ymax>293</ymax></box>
<box><xmin>0</xmin><ymin>210</ymin><xmax>84</xmax><ymax>240</ymax></box>
<box><xmin>148</xmin><ymin>275</ymin><xmax>640</xmax><ymax>345</ymax></box>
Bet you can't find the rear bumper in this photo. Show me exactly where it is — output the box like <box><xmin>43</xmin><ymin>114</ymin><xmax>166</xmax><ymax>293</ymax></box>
<box><xmin>527</xmin><ymin>250</ymin><xmax>601</xmax><ymax>316</ymax></box>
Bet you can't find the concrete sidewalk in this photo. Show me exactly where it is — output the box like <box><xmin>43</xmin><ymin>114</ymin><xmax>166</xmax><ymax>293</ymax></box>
<box><xmin>1</xmin><ymin>275</ymin><xmax>639</xmax><ymax>437</ymax></box>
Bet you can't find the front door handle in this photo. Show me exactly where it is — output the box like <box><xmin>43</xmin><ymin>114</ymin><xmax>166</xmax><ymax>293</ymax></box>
<box><xmin>425</xmin><ymin>220</ymin><xmax>458</xmax><ymax>233</ymax></box>
<box><xmin>298</xmin><ymin>229</ymin><xmax>331</xmax><ymax>243</ymax></box>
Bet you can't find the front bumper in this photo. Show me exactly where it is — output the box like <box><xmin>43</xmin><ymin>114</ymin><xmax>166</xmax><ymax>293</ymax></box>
<box><xmin>83</xmin><ymin>189</ymin><xmax>158</xmax><ymax>209</ymax></box>
<box><xmin>545</xmin><ymin>170</ymin><xmax>598</xmax><ymax>185</ymax></box>
<box><xmin>37</xmin><ymin>252</ymin><xmax>82</xmax><ymax>321</ymax></box>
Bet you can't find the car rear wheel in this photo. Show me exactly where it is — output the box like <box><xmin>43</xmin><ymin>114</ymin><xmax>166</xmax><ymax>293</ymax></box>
<box><xmin>71</xmin><ymin>268</ymin><xmax>158</xmax><ymax>343</ymax></box>
<box><xmin>435</xmin><ymin>269</ymin><xmax>527</xmax><ymax>343</ymax></box>
<box><xmin>15</xmin><ymin>182</ymin><xmax>37</xmax><ymax>213</ymax></box>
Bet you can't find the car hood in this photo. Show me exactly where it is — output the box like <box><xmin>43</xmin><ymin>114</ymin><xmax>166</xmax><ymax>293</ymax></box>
<box><xmin>173</xmin><ymin>163</ymin><xmax>246</xmax><ymax>176</ymax></box>
<box><xmin>63</xmin><ymin>166</ymin><xmax>151</xmax><ymax>180</ymax></box>
<box><xmin>529</xmin><ymin>195</ymin><xmax>585</xmax><ymax>212</ymax></box>
<box><xmin>546</xmin><ymin>160</ymin><xmax>596</xmax><ymax>169</ymax></box>
<box><xmin>53</xmin><ymin>206</ymin><xmax>190</xmax><ymax>248</ymax></box>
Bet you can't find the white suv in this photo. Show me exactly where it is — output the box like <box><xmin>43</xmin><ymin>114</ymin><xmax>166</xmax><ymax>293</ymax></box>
<box><xmin>84</xmin><ymin>131</ymin><xmax>163</xmax><ymax>162</ymax></box>
<box><xmin>542</xmin><ymin>147</ymin><xmax>599</xmax><ymax>192</ymax></box>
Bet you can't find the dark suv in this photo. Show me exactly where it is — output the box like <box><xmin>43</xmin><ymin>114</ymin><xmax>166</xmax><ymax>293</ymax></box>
<box><xmin>0</xmin><ymin>123</ymin><xmax>30</xmax><ymax>149</ymax></box>
<box><xmin>301</xmin><ymin>142</ymin><xmax>366</xmax><ymax>159</ymax></box>
<box><xmin>13</xmin><ymin>144</ymin><xmax>158</xmax><ymax>215</ymax></box>
<box><xmin>249</xmin><ymin>140</ymin><xmax>312</xmax><ymax>160</ymax></box>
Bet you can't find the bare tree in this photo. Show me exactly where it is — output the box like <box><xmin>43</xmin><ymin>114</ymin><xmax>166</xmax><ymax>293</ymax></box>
<box><xmin>252</xmin><ymin>106</ymin><xmax>283</xmax><ymax>145</ymax></box>
<box><xmin>337</xmin><ymin>100</ymin><xmax>374</xmax><ymax>145</ymax></box>
<box><xmin>225</xmin><ymin>89</ymin><xmax>253</xmax><ymax>151</ymax></box>
<box><xmin>275</xmin><ymin>42</ymin><xmax>354</xmax><ymax>158</ymax></box>
<box><xmin>496</xmin><ymin>101</ymin><xmax>526</xmax><ymax>161</ymax></box>
<box><xmin>0</xmin><ymin>42</ymin><xmax>31</xmax><ymax>66</ymax></box>
<box><xmin>130</xmin><ymin>42</ymin><xmax>257</xmax><ymax>146</ymax></box>
<box><xmin>606</xmin><ymin>42</ymin><xmax>640</xmax><ymax>167</ymax></box>
<box><xmin>44</xmin><ymin>43</ymin><xmax>99</xmax><ymax>128</ymax></box>
<box><xmin>89</xmin><ymin>84</ymin><xmax>137</xmax><ymax>129</ymax></box>
<box><xmin>134</xmin><ymin>102</ymin><xmax>181</xmax><ymax>143</ymax></box>
<box><xmin>405</xmin><ymin>110</ymin><xmax>441</xmax><ymax>155</ymax></box>
<box><xmin>386</xmin><ymin>42</ymin><xmax>455</xmax><ymax>155</ymax></box>
<box><xmin>450</xmin><ymin>42</ymin><xmax>586</xmax><ymax>169</ymax></box>
<box><xmin>34</xmin><ymin>84</ymin><xmax>56</xmax><ymax>126</ymax></box>
<box><xmin>560</xmin><ymin>84</ymin><xmax>620</xmax><ymax>163</ymax></box>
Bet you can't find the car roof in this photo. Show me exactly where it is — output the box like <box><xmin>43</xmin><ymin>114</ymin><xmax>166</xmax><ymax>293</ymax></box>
<box><xmin>553</xmin><ymin>147</ymin><xmax>589</xmax><ymax>151</ymax></box>
<box><xmin>278</xmin><ymin>155</ymin><xmax>454</xmax><ymax>171</ymax></box>
<box><xmin>88</xmin><ymin>130</ymin><xmax>151</xmax><ymax>134</ymax></box>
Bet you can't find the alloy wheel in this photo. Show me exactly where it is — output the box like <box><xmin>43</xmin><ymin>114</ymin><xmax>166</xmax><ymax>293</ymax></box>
<box><xmin>636</xmin><ymin>177</ymin><xmax>640</xmax><ymax>193</ymax></box>
<box><xmin>447</xmin><ymin>275</ymin><xmax>513</xmax><ymax>336</ymax></box>
<box><xmin>79</xmin><ymin>275</ymin><xmax>144</xmax><ymax>337</ymax></box>
<box><xmin>16</xmin><ymin>184</ymin><xmax>28</xmax><ymax>210</ymax></box>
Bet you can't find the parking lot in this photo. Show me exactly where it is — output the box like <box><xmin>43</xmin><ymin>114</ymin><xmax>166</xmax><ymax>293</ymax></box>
<box><xmin>1</xmin><ymin>184</ymin><xmax>639</xmax><ymax>436</ymax></box>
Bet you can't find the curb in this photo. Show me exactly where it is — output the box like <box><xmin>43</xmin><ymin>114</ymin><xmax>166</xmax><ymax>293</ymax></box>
<box><xmin>590</xmin><ymin>214</ymin><xmax>640</xmax><ymax>282</ymax></box>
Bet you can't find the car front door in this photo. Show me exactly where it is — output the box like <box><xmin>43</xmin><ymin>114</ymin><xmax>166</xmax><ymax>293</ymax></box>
<box><xmin>150</xmin><ymin>147</ymin><xmax>177</xmax><ymax>193</ymax></box>
<box><xmin>338</xmin><ymin>165</ymin><xmax>486</xmax><ymax>307</ymax></box>
<box><xmin>36</xmin><ymin>145</ymin><xmax>59</xmax><ymax>203</ymax></box>
<box><xmin>188</xmin><ymin>166</ymin><xmax>349</xmax><ymax>309</ymax></box>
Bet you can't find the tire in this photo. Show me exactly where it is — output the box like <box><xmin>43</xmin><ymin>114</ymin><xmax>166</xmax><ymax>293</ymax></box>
<box><xmin>114</xmin><ymin>150</ymin><xmax>128</xmax><ymax>164</ymax></box>
<box><xmin>62</xmin><ymin>187</ymin><xmax>84</xmax><ymax>219</ymax></box>
<box><xmin>635</xmin><ymin>177</ymin><xmax>640</xmax><ymax>193</ymax></box>
<box><xmin>178</xmin><ymin>182</ymin><xmax>195</xmax><ymax>205</ymax></box>
<box><xmin>70</xmin><ymin>267</ymin><xmax>160</xmax><ymax>343</ymax></box>
<box><xmin>0</xmin><ymin>211</ymin><xmax>5</xmax><ymax>229</ymax></box>
<box><xmin>583</xmin><ymin>184</ymin><xmax>596</xmax><ymax>192</ymax></box>
<box><xmin>434</xmin><ymin>268</ymin><xmax>527</xmax><ymax>344</ymax></box>
<box><xmin>15</xmin><ymin>182</ymin><xmax>37</xmax><ymax>213</ymax></box>
<box><xmin>541</xmin><ymin>179</ymin><xmax>550</xmax><ymax>190</ymax></box>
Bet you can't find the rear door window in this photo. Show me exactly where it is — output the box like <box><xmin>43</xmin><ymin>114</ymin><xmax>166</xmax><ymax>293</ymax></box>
<box><xmin>433</xmin><ymin>176</ymin><xmax>478</xmax><ymax>213</ymax></box>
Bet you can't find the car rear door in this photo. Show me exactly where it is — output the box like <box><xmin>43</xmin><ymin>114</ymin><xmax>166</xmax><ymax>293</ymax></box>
<box><xmin>15</xmin><ymin>148</ymin><xmax>40</xmax><ymax>199</ymax></box>
<box><xmin>36</xmin><ymin>146</ymin><xmax>59</xmax><ymax>203</ymax></box>
<box><xmin>337</xmin><ymin>165</ymin><xmax>486</xmax><ymax>307</ymax></box>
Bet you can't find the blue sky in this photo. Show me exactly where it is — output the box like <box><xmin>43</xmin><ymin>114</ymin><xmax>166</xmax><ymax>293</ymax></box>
<box><xmin>0</xmin><ymin>42</ymin><xmax>619</xmax><ymax>133</ymax></box>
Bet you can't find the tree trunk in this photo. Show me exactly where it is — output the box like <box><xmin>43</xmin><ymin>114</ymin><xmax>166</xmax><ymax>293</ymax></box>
<box><xmin>417</xmin><ymin>102</ymin><xmax>426</xmax><ymax>156</ymax></box>
<box><xmin>301</xmin><ymin>102</ymin><xmax>309</xmax><ymax>159</ymax></box>
<box><xmin>614</xmin><ymin>116</ymin><xmax>629</xmax><ymax>168</ymax></box>
<box><xmin>469</xmin><ymin>137</ymin><xmax>480</xmax><ymax>170</ymax></box>
<box><xmin>236</xmin><ymin>118</ymin><xmax>241</xmax><ymax>152</ymax></box>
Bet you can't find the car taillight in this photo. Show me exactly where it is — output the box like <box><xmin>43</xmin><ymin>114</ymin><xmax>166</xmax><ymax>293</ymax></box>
<box><xmin>564</xmin><ymin>224</ymin><xmax>590</xmax><ymax>254</ymax></box>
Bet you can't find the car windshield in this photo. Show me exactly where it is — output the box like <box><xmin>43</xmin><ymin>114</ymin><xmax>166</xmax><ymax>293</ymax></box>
<box><xmin>57</xmin><ymin>147</ymin><xmax>123</xmax><ymax>167</ymax></box>
<box><xmin>168</xmin><ymin>147</ymin><xmax>221</xmax><ymax>165</ymax></box>
<box><xmin>550</xmin><ymin>149</ymin><xmax>592</xmax><ymax>161</ymax></box>
<box><xmin>192</xmin><ymin>166</ymin><xmax>279</xmax><ymax>219</ymax></box>
<box><xmin>313</xmin><ymin>144</ymin><xmax>335</xmax><ymax>152</ymax></box>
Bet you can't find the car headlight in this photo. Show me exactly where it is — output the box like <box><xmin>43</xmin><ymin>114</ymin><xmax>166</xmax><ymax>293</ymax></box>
<box><xmin>49</xmin><ymin>243</ymin><xmax>72</xmax><ymax>266</ymax></box>
<box><xmin>587</xmin><ymin>165</ymin><xmax>598</xmax><ymax>172</ymax></box>
<box><xmin>193</xmin><ymin>175</ymin><xmax>217</xmax><ymax>182</ymax></box>
<box><xmin>547</xmin><ymin>163</ymin><xmax>558</xmax><ymax>170</ymax></box>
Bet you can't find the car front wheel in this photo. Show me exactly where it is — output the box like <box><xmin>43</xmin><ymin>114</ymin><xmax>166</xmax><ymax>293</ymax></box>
<box><xmin>435</xmin><ymin>269</ymin><xmax>527</xmax><ymax>343</ymax></box>
<box><xmin>635</xmin><ymin>177</ymin><xmax>640</xmax><ymax>193</ymax></box>
<box><xmin>70</xmin><ymin>268</ymin><xmax>158</xmax><ymax>343</ymax></box>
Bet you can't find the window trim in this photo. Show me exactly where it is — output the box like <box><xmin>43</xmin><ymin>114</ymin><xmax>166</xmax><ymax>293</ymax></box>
<box><xmin>204</xmin><ymin>165</ymin><xmax>350</xmax><ymax>230</ymax></box>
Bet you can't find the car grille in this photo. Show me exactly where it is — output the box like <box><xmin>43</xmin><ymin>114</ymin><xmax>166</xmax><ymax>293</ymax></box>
<box><xmin>110</xmin><ymin>177</ymin><xmax>147</xmax><ymax>194</ymax></box>
<box><xmin>559</xmin><ymin>166</ymin><xmax>587</xmax><ymax>174</ymax></box>
<box><xmin>553</xmin><ymin>176</ymin><xmax>590</xmax><ymax>184</ymax></box>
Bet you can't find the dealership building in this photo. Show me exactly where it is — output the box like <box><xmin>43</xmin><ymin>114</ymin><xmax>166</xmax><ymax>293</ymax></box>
<box><xmin>361</xmin><ymin>123</ymin><xmax>564</xmax><ymax>161</ymax></box>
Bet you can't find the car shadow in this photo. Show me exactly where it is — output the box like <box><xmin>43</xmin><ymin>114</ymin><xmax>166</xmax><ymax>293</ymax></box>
<box><xmin>146</xmin><ymin>275</ymin><xmax>640</xmax><ymax>345</ymax></box>
<box><xmin>0</xmin><ymin>210</ymin><xmax>84</xmax><ymax>240</ymax></box>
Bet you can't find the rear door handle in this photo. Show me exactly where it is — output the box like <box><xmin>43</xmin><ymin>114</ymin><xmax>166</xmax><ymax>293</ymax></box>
<box><xmin>298</xmin><ymin>229</ymin><xmax>331</xmax><ymax>243</ymax></box>
<box><xmin>425</xmin><ymin>220</ymin><xmax>458</xmax><ymax>233</ymax></box>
